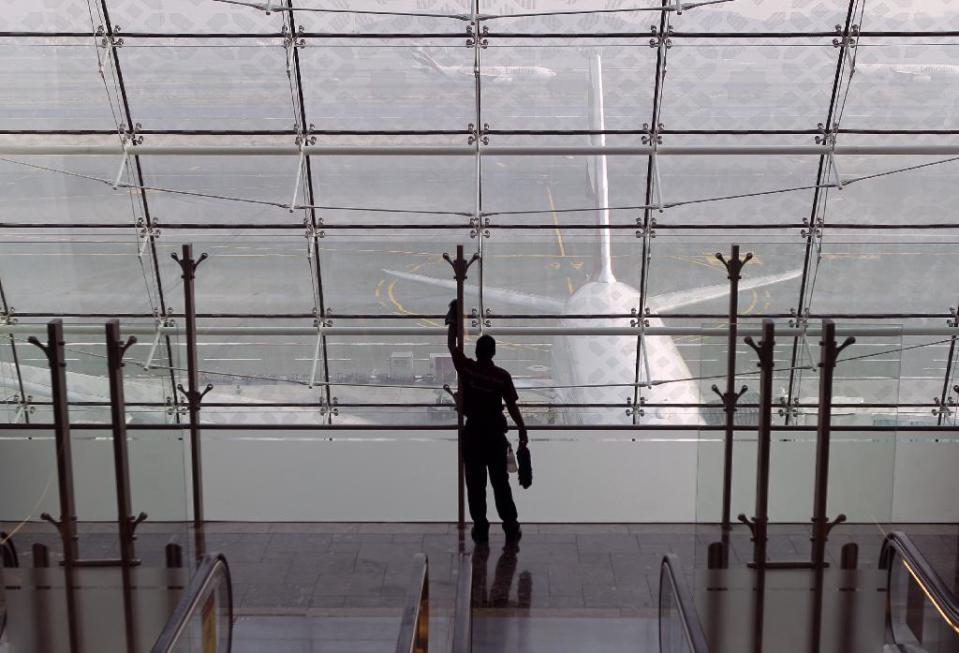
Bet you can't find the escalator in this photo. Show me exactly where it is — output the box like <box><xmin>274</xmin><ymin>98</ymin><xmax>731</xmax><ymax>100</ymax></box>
<box><xmin>658</xmin><ymin>531</ymin><xmax>959</xmax><ymax>653</ymax></box>
<box><xmin>0</xmin><ymin>543</ymin><xmax>234</xmax><ymax>653</ymax></box>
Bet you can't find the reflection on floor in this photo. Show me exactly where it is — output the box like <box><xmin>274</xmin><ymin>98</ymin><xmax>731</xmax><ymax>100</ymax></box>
<box><xmin>1</xmin><ymin>522</ymin><xmax>957</xmax><ymax>652</ymax></box>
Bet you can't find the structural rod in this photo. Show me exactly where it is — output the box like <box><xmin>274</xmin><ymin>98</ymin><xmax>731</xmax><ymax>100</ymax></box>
<box><xmin>5</xmin><ymin>144</ymin><xmax>959</xmax><ymax>157</ymax></box>
<box><xmin>1</xmin><ymin>324</ymin><xmax>953</xmax><ymax>338</ymax></box>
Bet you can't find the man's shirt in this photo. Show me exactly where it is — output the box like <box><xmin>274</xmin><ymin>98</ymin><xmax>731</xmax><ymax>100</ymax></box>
<box><xmin>453</xmin><ymin>355</ymin><xmax>519</xmax><ymax>421</ymax></box>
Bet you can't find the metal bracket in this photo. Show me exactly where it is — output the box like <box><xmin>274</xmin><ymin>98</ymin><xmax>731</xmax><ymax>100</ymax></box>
<box><xmin>777</xmin><ymin>395</ymin><xmax>800</xmax><ymax>421</ymax></box>
<box><xmin>471</xmin><ymin>307</ymin><xmax>492</xmax><ymax>329</ymax></box>
<box><xmin>643</xmin><ymin>123</ymin><xmax>666</xmax><ymax>212</ymax></box>
<box><xmin>816</xmin><ymin>123</ymin><xmax>843</xmax><ymax>189</ymax></box>
<box><xmin>801</xmin><ymin>217</ymin><xmax>824</xmax><ymax>241</ymax></box>
<box><xmin>648</xmin><ymin>24</ymin><xmax>673</xmax><ymax>49</ymax></box>
<box><xmin>136</xmin><ymin>217</ymin><xmax>160</xmax><ymax>258</ymax></box>
<box><xmin>308</xmin><ymin>309</ymin><xmax>333</xmax><ymax>389</ymax></box>
<box><xmin>466</xmin><ymin>22</ymin><xmax>489</xmax><ymax>48</ymax></box>
<box><xmin>631</xmin><ymin>313</ymin><xmax>653</xmax><ymax>388</ymax></box>
<box><xmin>736</xmin><ymin>513</ymin><xmax>766</xmax><ymax>540</ymax></box>
<box><xmin>789</xmin><ymin>307</ymin><xmax>818</xmax><ymax>371</ymax></box>
<box><xmin>813</xmin><ymin>513</ymin><xmax>847</xmax><ymax>539</ymax></box>
<box><xmin>112</xmin><ymin>123</ymin><xmax>143</xmax><ymax>190</ymax></box>
<box><xmin>177</xmin><ymin>383</ymin><xmax>214</xmax><ymax>407</ymax></box>
<box><xmin>319</xmin><ymin>396</ymin><xmax>339</xmax><ymax>417</ymax></box>
<box><xmin>711</xmin><ymin>383</ymin><xmax>749</xmax><ymax>413</ymax></box>
<box><xmin>833</xmin><ymin>23</ymin><xmax>859</xmax><ymax>76</ymax></box>
<box><xmin>170</xmin><ymin>251</ymin><xmax>208</xmax><ymax>278</ymax></box>
<box><xmin>13</xmin><ymin>394</ymin><xmax>34</xmax><ymax>423</ymax></box>
<box><xmin>144</xmin><ymin>309</ymin><xmax>174</xmax><ymax>371</ymax></box>
<box><xmin>933</xmin><ymin>396</ymin><xmax>955</xmax><ymax>418</ymax></box>
<box><xmin>290</xmin><ymin>124</ymin><xmax>316</xmax><ymax>212</ymax></box>
<box><xmin>715</xmin><ymin>249</ymin><xmax>753</xmax><ymax>281</ymax></box>
<box><xmin>95</xmin><ymin>25</ymin><xmax>123</xmax><ymax>72</ymax></box>
<box><xmin>304</xmin><ymin>217</ymin><xmax>325</xmax><ymax>257</ymax></box>
<box><xmin>444</xmin><ymin>251</ymin><xmax>480</xmax><ymax>281</ymax></box>
<box><xmin>467</xmin><ymin>122</ymin><xmax>489</xmax><ymax>146</ymax></box>
<box><xmin>948</xmin><ymin>306</ymin><xmax>959</xmax><ymax>328</ymax></box>
<box><xmin>128</xmin><ymin>511</ymin><xmax>148</xmax><ymax>538</ymax></box>
<box><xmin>165</xmin><ymin>395</ymin><xmax>187</xmax><ymax>419</ymax></box>
<box><xmin>282</xmin><ymin>25</ymin><xmax>306</xmax><ymax>74</ymax></box>
<box><xmin>40</xmin><ymin>513</ymin><xmax>77</xmax><ymax>544</ymax></box>
<box><xmin>626</xmin><ymin>395</ymin><xmax>646</xmax><ymax>418</ymax></box>
<box><xmin>469</xmin><ymin>216</ymin><xmax>490</xmax><ymax>239</ymax></box>
<box><xmin>635</xmin><ymin>216</ymin><xmax>657</xmax><ymax>240</ymax></box>
<box><xmin>0</xmin><ymin>306</ymin><xmax>16</xmax><ymax>326</ymax></box>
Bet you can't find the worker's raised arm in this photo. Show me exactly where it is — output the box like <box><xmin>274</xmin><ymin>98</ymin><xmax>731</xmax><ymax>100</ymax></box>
<box><xmin>445</xmin><ymin>299</ymin><xmax>468</xmax><ymax>373</ymax></box>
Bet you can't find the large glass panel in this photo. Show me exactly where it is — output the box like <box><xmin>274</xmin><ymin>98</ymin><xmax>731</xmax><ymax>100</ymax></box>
<box><xmin>0</xmin><ymin>155</ymin><xmax>143</xmax><ymax>225</ymax></box>
<box><xmin>0</xmin><ymin>41</ymin><xmax>118</xmax><ymax>131</ymax></box>
<box><xmin>293</xmin><ymin>1</ymin><xmax>470</xmax><ymax>33</ymax></box>
<box><xmin>646</xmin><ymin>235</ymin><xmax>805</xmax><ymax>316</ymax></box>
<box><xmin>806</xmin><ymin>236</ymin><xmax>959</xmax><ymax>315</ymax></box>
<box><xmin>825</xmin><ymin>147</ymin><xmax>959</xmax><ymax>226</ymax></box>
<box><xmin>670</xmin><ymin>0</ymin><xmax>848</xmax><ymax>32</ymax></box>
<box><xmin>483</xmin><ymin>44</ymin><xmax>656</xmax><ymax>131</ymax></box>
<box><xmin>7</xmin><ymin>1</ymin><xmax>94</xmax><ymax>32</ymax></box>
<box><xmin>156</xmin><ymin>235</ymin><xmax>316</xmax><ymax>314</ymax></box>
<box><xmin>655</xmin><ymin>137</ymin><xmax>822</xmax><ymax>226</ymax></box>
<box><xmin>204</xmin><ymin>428</ymin><xmax>697</xmax><ymax>521</ymax></box>
<box><xmin>842</xmin><ymin>41</ymin><xmax>959</xmax><ymax>130</ymax></box>
<box><xmin>483</xmin><ymin>153</ymin><xmax>648</xmax><ymax>226</ymax></box>
<box><xmin>661</xmin><ymin>41</ymin><xmax>836</xmax><ymax>131</ymax></box>
<box><xmin>299</xmin><ymin>44</ymin><xmax>474</xmax><ymax>131</ymax></box>
<box><xmin>859</xmin><ymin>0</ymin><xmax>959</xmax><ymax>32</ymax></box>
<box><xmin>139</xmin><ymin>154</ymin><xmax>302</xmax><ymax>225</ymax></box>
<box><xmin>121</xmin><ymin>41</ymin><xmax>293</xmax><ymax>131</ymax></box>
<box><xmin>108</xmin><ymin>0</ymin><xmax>284</xmax><ymax>34</ymax></box>
<box><xmin>0</xmin><ymin>239</ymin><xmax>158</xmax><ymax>315</ymax></box>
<box><xmin>309</xmin><ymin>155</ymin><xmax>474</xmax><ymax>221</ymax></box>
<box><xmin>184</xmin><ymin>319</ymin><xmax>320</xmax><ymax>424</ymax></box>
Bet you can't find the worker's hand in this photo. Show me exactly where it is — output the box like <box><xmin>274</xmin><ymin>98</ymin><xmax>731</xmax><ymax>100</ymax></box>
<box><xmin>518</xmin><ymin>428</ymin><xmax>529</xmax><ymax>446</ymax></box>
<box><xmin>444</xmin><ymin>299</ymin><xmax>459</xmax><ymax>326</ymax></box>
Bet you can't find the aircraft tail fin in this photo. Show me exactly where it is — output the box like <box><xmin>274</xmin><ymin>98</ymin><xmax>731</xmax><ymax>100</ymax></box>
<box><xmin>586</xmin><ymin>53</ymin><xmax>615</xmax><ymax>284</ymax></box>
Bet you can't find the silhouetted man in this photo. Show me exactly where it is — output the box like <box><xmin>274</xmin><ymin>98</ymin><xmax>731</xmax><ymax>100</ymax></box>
<box><xmin>447</xmin><ymin>300</ymin><xmax>527</xmax><ymax>543</ymax></box>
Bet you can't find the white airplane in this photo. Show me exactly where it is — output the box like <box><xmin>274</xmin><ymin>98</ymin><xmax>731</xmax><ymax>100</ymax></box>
<box><xmin>411</xmin><ymin>48</ymin><xmax>558</xmax><ymax>83</ymax></box>
<box><xmin>856</xmin><ymin>63</ymin><xmax>959</xmax><ymax>83</ymax></box>
<box><xmin>386</xmin><ymin>54</ymin><xmax>802</xmax><ymax>425</ymax></box>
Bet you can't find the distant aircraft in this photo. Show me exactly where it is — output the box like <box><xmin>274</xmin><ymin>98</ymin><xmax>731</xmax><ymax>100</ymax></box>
<box><xmin>856</xmin><ymin>63</ymin><xmax>959</xmax><ymax>83</ymax></box>
<box><xmin>411</xmin><ymin>48</ymin><xmax>558</xmax><ymax>83</ymax></box>
<box><xmin>386</xmin><ymin>54</ymin><xmax>801</xmax><ymax>425</ymax></box>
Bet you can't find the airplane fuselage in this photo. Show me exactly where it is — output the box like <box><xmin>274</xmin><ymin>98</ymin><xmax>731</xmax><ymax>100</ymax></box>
<box><xmin>552</xmin><ymin>280</ymin><xmax>703</xmax><ymax>426</ymax></box>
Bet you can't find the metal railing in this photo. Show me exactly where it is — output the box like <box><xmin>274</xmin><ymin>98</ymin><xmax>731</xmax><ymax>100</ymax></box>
<box><xmin>880</xmin><ymin>531</ymin><xmax>959</xmax><ymax>647</ymax></box>
<box><xmin>659</xmin><ymin>554</ymin><xmax>710</xmax><ymax>653</ymax></box>
<box><xmin>151</xmin><ymin>553</ymin><xmax>233</xmax><ymax>653</ymax></box>
<box><xmin>450</xmin><ymin>552</ymin><xmax>474</xmax><ymax>653</ymax></box>
<box><xmin>395</xmin><ymin>553</ymin><xmax>430</xmax><ymax>653</ymax></box>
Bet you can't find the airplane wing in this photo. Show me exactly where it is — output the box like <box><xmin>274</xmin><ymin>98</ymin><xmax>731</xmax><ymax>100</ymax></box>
<box><xmin>383</xmin><ymin>270</ymin><xmax>566</xmax><ymax>313</ymax></box>
<box><xmin>646</xmin><ymin>268</ymin><xmax>802</xmax><ymax>313</ymax></box>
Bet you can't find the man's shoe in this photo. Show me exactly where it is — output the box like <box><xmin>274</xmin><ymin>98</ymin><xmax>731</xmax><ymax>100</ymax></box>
<box><xmin>471</xmin><ymin>525</ymin><xmax>489</xmax><ymax>543</ymax></box>
<box><xmin>504</xmin><ymin>524</ymin><xmax>522</xmax><ymax>543</ymax></box>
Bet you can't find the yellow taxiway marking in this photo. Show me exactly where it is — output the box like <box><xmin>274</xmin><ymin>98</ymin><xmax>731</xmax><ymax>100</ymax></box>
<box><xmin>546</xmin><ymin>185</ymin><xmax>576</xmax><ymax>295</ymax></box>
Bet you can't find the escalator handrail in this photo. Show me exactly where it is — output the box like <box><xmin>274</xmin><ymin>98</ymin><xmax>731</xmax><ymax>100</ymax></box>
<box><xmin>660</xmin><ymin>554</ymin><xmax>710</xmax><ymax>653</ymax></box>
<box><xmin>450</xmin><ymin>551</ymin><xmax>473</xmax><ymax>653</ymax></box>
<box><xmin>880</xmin><ymin>530</ymin><xmax>959</xmax><ymax>635</ymax></box>
<box><xmin>395</xmin><ymin>552</ymin><xmax>429</xmax><ymax>653</ymax></box>
<box><xmin>151</xmin><ymin>553</ymin><xmax>233</xmax><ymax>653</ymax></box>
